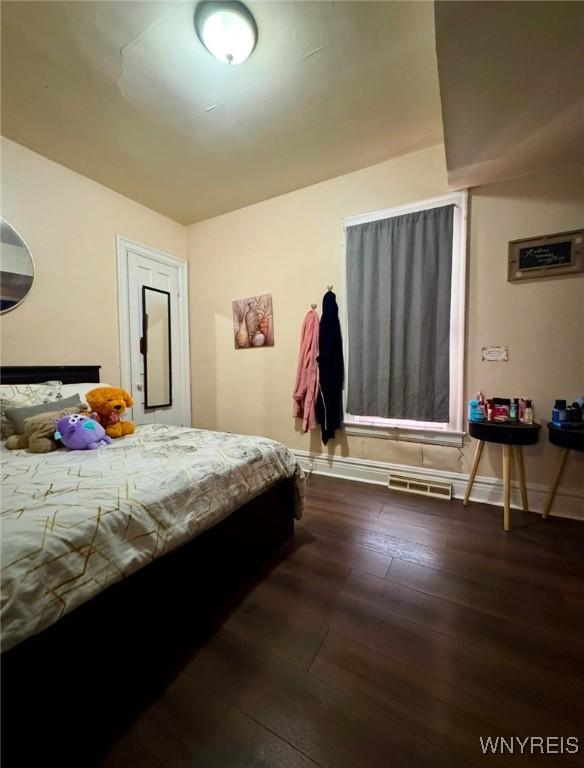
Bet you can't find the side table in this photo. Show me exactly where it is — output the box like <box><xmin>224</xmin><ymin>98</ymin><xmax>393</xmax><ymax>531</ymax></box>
<box><xmin>542</xmin><ymin>423</ymin><xmax>584</xmax><ymax>518</ymax></box>
<box><xmin>463</xmin><ymin>421</ymin><xmax>541</xmax><ymax>531</ymax></box>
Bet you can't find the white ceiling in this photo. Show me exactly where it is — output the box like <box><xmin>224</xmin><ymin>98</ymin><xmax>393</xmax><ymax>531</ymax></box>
<box><xmin>435</xmin><ymin>1</ymin><xmax>584</xmax><ymax>188</ymax></box>
<box><xmin>1</xmin><ymin>1</ymin><xmax>443</xmax><ymax>224</ymax></box>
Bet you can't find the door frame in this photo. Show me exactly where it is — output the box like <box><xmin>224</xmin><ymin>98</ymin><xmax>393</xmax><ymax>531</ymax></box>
<box><xmin>116</xmin><ymin>235</ymin><xmax>191</xmax><ymax>427</ymax></box>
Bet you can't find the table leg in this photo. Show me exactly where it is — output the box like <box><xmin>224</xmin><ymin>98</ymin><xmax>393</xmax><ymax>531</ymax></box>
<box><xmin>542</xmin><ymin>447</ymin><xmax>570</xmax><ymax>519</ymax></box>
<box><xmin>514</xmin><ymin>446</ymin><xmax>529</xmax><ymax>512</ymax></box>
<box><xmin>502</xmin><ymin>444</ymin><xmax>511</xmax><ymax>532</ymax></box>
<box><xmin>463</xmin><ymin>440</ymin><xmax>484</xmax><ymax>506</ymax></box>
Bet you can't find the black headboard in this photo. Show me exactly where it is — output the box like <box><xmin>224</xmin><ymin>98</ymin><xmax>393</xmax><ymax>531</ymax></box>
<box><xmin>0</xmin><ymin>365</ymin><xmax>101</xmax><ymax>385</ymax></box>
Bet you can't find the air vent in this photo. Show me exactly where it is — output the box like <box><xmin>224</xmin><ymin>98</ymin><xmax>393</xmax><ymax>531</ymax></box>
<box><xmin>387</xmin><ymin>472</ymin><xmax>452</xmax><ymax>500</ymax></box>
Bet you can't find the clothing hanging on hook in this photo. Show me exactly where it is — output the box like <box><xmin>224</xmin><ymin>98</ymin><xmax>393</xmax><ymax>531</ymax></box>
<box><xmin>316</xmin><ymin>290</ymin><xmax>344</xmax><ymax>444</ymax></box>
<box><xmin>292</xmin><ymin>308</ymin><xmax>320</xmax><ymax>432</ymax></box>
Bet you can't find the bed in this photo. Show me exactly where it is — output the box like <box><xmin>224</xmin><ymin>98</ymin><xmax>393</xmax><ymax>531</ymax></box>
<box><xmin>1</xmin><ymin>365</ymin><xmax>303</xmax><ymax>765</ymax></box>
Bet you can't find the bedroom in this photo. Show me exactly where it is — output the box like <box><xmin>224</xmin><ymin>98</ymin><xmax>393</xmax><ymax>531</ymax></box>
<box><xmin>1</xmin><ymin>0</ymin><xmax>583</xmax><ymax>765</ymax></box>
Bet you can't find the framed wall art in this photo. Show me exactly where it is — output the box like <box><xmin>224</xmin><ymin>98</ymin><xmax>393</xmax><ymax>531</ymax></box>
<box><xmin>232</xmin><ymin>294</ymin><xmax>274</xmax><ymax>349</ymax></box>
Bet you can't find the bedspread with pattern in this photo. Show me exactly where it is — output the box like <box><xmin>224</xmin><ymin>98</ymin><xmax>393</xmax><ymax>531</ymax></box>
<box><xmin>0</xmin><ymin>424</ymin><xmax>304</xmax><ymax>651</ymax></box>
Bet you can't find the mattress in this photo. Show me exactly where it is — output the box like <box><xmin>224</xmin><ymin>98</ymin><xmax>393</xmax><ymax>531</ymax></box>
<box><xmin>0</xmin><ymin>424</ymin><xmax>304</xmax><ymax>652</ymax></box>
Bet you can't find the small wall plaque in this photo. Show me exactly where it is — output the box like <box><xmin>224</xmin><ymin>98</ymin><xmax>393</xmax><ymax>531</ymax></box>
<box><xmin>481</xmin><ymin>345</ymin><xmax>508</xmax><ymax>362</ymax></box>
<box><xmin>508</xmin><ymin>229</ymin><xmax>583</xmax><ymax>282</ymax></box>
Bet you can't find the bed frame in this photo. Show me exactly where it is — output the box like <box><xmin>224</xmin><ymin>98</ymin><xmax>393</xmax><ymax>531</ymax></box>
<box><xmin>1</xmin><ymin>365</ymin><xmax>297</xmax><ymax>766</ymax></box>
<box><xmin>0</xmin><ymin>363</ymin><xmax>102</xmax><ymax>385</ymax></box>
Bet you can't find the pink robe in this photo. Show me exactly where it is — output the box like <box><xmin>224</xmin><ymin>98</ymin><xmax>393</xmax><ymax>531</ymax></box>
<box><xmin>292</xmin><ymin>309</ymin><xmax>320</xmax><ymax>432</ymax></box>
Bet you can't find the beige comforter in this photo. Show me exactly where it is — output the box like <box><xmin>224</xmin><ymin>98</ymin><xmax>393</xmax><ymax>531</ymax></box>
<box><xmin>0</xmin><ymin>424</ymin><xmax>304</xmax><ymax>652</ymax></box>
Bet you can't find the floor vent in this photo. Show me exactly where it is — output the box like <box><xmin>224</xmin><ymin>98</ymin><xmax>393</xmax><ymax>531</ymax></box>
<box><xmin>387</xmin><ymin>472</ymin><xmax>452</xmax><ymax>500</ymax></box>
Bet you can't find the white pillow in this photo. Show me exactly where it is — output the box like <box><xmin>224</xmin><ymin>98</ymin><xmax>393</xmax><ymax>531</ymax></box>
<box><xmin>0</xmin><ymin>381</ymin><xmax>63</xmax><ymax>438</ymax></box>
<box><xmin>60</xmin><ymin>382</ymin><xmax>112</xmax><ymax>405</ymax></box>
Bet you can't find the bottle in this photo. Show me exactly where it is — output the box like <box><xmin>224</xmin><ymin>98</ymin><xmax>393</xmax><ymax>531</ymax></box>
<box><xmin>523</xmin><ymin>399</ymin><xmax>533</xmax><ymax>425</ymax></box>
<box><xmin>469</xmin><ymin>400</ymin><xmax>486</xmax><ymax>422</ymax></box>
<box><xmin>486</xmin><ymin>400</ymin><xmax>493</xmax><ymax>422</ymax></box>
<box><xmin>469</xmin><ymin>400</ymin><xmax>478</xmax><ymax>422</ymax></box>
<box><xmin>518</xmin><ymin>398</ymin><xmax>526</xmax><ymax>423</ymax></box>
<box><xmin>510</xmin><ymin>398</ymin><xmax>518</xmax><ymax>422</ymax></box>
<box><xmin>567</xmin><ymin>404</ymin><xmax>581</xmax><ymax>423</ymax></box>
<box><xmin>552</xmin><ymin>399</ymin><xmax>567</xmax><ymax>424</ymax></box>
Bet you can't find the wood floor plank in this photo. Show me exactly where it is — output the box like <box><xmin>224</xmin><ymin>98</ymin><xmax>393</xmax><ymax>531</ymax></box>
<box><xmin>440</xmin><ymin>536</ymin><xmax>583</xmax><ymax>600</ymax></box>
<box><xmin>221</xmin><ymin>547</ymin><xmax>351</xmax><ymax>669</ymax></box>
<box><xmin>328</xmin><ymin>591</ymin><xmax>583</xmax><ymax>738</ymax></box>
<box><xmin>93</xmin><ymin>475</ymin><xmax>584</xmax><ymax>767</ymax></box>
<box><xmin>304</xmin><ymin>494</ymin><xmax>384</xmax><ymax>519</ymax></box>
<box><xmin>307</xmin><ymin>475</ymin><xmax>390</xmax><ymax>504</ymax></box>
<box><xmin>306</xmin><ymin>503</ymin><xmax>450</xmax><ymax>549</ymax></box>
<box><xmin>100</xmin><ymin>737</ymin><xmax>167</xmax><ymax>768</ymax></box>
<box><xmin>309</xmin><ymin>631</ymin><xmax>545</xmax><ymax>767</ymax></box>
<box><xmin>380</xmin><ymin>503</ymin><xmax>455</xmax><ymax>534</ymax></box>
<box><xmin>386</xmin><ymin>557</ymin><xmax>584</xmax><ymax>638</ymax></box>
<box><xmin>446</xmin><ymin>524</ymin><xmax>584</xmax><ymax>578</ymax></box>
<box><xmin>292</xmin><ymin>523</ymin><xmax>392</xmax><ymax>577</ymax></box>
<box><xmin>183</xmin><ymin>628</ymin><xmax>413</xmax><ymax>768</ymax></box>
<box><xmin>100</xmin><ymin>672</ymin><xmax>229</xmax><ymax>768</ymax></box>
<box><xmin>301</xmin><ymin>512</ymin><xmax>446</xmax><ymax>568</ymax></box>
<box><xmin>192</xmin><ymin>707</ymin><xmax>321</xmax><ymax>768</ymax></box>
<box><xmin>341</xmin><ymin>570</ymin><xmax>584</xmax><ymax>679</ymax></box>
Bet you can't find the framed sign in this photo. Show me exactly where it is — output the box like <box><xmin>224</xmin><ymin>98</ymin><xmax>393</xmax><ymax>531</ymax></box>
<box><xmin>508</xmin><ymin>229</ymin><xmax>583</xmax><ymax>282</ymax></box>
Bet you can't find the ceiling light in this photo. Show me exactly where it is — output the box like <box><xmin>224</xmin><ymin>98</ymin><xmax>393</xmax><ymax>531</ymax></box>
<box><xmin>195</xmin><ymin>1</ymin><xmax>258</xmax><ymax>65</ymax></box>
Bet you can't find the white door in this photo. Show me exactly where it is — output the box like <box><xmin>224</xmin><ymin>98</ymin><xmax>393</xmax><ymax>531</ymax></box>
<box><xmin>117</xmin><ymin>237</ymin><xmax>190</xmax><ymax>427</ymax></box>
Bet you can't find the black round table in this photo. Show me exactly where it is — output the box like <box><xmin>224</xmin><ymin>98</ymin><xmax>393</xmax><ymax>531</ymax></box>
<box><xmin>464</xmin><ymin>421</ymin><xmax>541</xmax><ymax>531</ymax></box>
<box><xmin>542</xmin><ymin>423</ymin><xmax>584</xmax><ymax>518</ymax></box>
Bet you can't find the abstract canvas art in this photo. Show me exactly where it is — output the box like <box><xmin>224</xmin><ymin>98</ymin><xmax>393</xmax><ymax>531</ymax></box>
<box><xmin>232</xmin><ymin>293</ymin><xmax>274</xmax><ymax>349</ymax></box>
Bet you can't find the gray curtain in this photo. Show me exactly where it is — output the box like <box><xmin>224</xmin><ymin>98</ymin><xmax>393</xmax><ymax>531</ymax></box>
<box><xmin>346</xmin><ymin>204</ymin><xmax>454</xmax><ymax>422</ymax></box>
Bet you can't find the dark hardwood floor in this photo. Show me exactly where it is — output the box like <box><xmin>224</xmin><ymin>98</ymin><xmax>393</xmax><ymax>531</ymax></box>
<box><xmin>101</xmin><ymin>475</ymin><xmax>584</xmax><ymax>767</ymax></box>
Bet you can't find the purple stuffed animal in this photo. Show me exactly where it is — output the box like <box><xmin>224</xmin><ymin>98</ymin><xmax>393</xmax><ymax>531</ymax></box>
<box><xmin>54</xmin><ymin>413</ymin><xmax>112</xmax><ymax>450</ymax></box>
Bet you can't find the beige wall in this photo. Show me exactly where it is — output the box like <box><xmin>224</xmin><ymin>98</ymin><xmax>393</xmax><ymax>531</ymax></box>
<box><xmin>188</xmin><ymin>148</ymin><xmax>584</xmax><ymax>494</ymax></box>
<box><xmin>0</xmin><ymin>138</ymin><xmax>186</xmax><ymax>384</ymax></box>
<box><xmin>467</xmin><ymin>164</ymin><xmax>584</xmax><ymax>490</ymax></box>
<box><xmin>3</xmin><ymin>136</ymin><xmax>581</xmax><ymax>497</ymax></box>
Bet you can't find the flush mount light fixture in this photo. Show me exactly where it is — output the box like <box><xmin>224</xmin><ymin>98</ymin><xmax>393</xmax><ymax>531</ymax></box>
<box><xmin>195</xmin><ymin>1</ymin><xmax>258</xmax><ymax>65</ymax></box>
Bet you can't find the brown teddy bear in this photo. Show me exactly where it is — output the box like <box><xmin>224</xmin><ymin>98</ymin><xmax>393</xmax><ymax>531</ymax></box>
<box><xmin>86</xmin><ymin>387</ymin><xmax>135</xmax><ymax>439</ymax></box>
<box><xmin>6</xmin><ymin>405</ymin><xmax>88</xmax><ymax>453</ymax></box>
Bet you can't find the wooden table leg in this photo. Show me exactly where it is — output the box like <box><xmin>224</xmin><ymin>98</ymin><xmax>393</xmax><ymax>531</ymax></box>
<box><xmin>542</xmin><ymin>447</ymin><xmax>570</xmax><ymax>519</ymax></box>
<box><xmin>464</xmin><ymin>440</ymin><xmax>484</xmax><ymax>506</ymax></box>
<box><xmin>502</xmin><ymin>444</ymin><xmax>511</xmax><ymax>532</ymax></box>
<box><xmin>514</xmin><ymin>446</ymin><xmax>529</xmax><ymax>512</ymax></box>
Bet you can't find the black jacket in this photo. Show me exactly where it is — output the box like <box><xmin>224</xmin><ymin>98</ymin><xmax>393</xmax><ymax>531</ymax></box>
<box><xmin>316</xmin><ymin>291</ymin><xmax>344</xmax><ymax>444</ymax></box>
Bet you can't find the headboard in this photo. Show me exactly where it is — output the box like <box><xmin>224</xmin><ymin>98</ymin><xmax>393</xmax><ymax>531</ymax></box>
<box><xmin>0</xmin><ymin>365</ymin><xmax>101</xmax><ymax>385</ymax></box>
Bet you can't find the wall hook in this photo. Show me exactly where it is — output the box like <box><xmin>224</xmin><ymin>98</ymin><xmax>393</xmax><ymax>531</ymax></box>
<box><xmin>327</xmin><ymin>284</ymin><xmax>333</xmax><ymax>291</ymax></box>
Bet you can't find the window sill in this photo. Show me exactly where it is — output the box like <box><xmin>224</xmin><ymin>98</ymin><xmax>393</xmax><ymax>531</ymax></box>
<box><xmin>344</xmin><ymin>421</ymin><xmax>466</xmax><ymax>447</ymax></box>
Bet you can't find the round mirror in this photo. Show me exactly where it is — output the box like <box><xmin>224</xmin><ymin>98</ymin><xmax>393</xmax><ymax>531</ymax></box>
<box><xmin>0</xmin><ymin>218</ymin><xmax>34</xmax><ymax>313</ymax></box>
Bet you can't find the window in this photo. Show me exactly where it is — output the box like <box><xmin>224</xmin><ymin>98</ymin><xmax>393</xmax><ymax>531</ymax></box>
<box><xmin>342</xmin><ymin>192</ymin><xmax>467</xmax><ymax>446</ymax></box>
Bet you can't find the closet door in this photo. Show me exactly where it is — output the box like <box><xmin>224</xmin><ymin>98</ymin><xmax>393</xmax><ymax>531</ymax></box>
<box><xmin>118</xmin><ymin>237</ymin><xmax>190</xmax><ymax>427</ymax></box>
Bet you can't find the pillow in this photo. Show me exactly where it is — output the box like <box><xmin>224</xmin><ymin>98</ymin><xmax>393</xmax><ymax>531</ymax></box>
<box><xmin>60</xmin><ymin>382</ymin><xmax>112</xmax><ymax>405</ymax></box>
<box><xmin>0</xmin><ymin>381</ymin><xmax>63</xmax><ymax>438</ymax></box>
<box><xmin>4</xmin><ymin>394</ymin><xmax>82</xmax><ymax>434</ymax></box>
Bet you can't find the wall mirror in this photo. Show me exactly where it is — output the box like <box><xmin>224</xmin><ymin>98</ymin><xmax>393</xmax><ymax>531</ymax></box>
<box><xmin>142</xmin><ymin>286</ymin><xmax>172</xmax><ymax>409</ymax></box>
<box><xmin>0</xmin><ymin>218</ymin><xmax>34</xmax><ymax>313</ymax></box>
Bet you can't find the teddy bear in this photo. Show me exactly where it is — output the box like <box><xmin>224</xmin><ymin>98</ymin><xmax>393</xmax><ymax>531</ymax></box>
<box><xmin>6</xmin><ymin>405</ymin><xmax>88</xmax><ymax>453</ymax></box>
<box><xmin>86</xmin><ymin>386</ymin><xmax>135</xmax><ymax>438</ymax></box>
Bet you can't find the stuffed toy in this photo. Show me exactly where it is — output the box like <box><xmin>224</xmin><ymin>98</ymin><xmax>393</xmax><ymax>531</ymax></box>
<box><xmin>86</xmin><ymin>386</ymin><xmax>135</xmax><ymax>438</ymax></box>
<box><xmin>5</xmin><ymin>405</ymin><xmax>88</xmax><ymax>453</ymax></box>
<box><xmin>54</xmin><ymin>413</ymin><xmax>112</xmax><ymax>450</ymax></box>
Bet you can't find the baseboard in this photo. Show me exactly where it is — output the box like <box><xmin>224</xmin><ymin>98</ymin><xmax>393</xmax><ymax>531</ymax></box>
<box><xmin>292</xmin><ymin>449</ymin><xmax>584</xmax><ymax>521</ymax></box>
